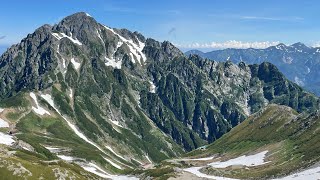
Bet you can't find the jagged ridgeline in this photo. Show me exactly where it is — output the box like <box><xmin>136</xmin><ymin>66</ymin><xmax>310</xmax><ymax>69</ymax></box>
<box><xmin>0</xmin><ymin>12</ymin><xmax>319</xmax><ymax>176</ymax></box>
<box><xmin>186</xmin><ymin>43</ymin><xmax>320</xmax><ymax>96</ymax></box>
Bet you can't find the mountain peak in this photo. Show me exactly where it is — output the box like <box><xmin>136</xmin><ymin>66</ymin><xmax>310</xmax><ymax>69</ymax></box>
<box><xmin>62</xmin><ymin>12</ymin><xmax>93</xmax><ymax>20</ymax></box>
<box><xmin>290</xmin><ymin>42</ymin><xmax>309</xmax><ymax>49</ymax></box>
<box><xmin>274</xmin><ymin>43</ymin><xmax>287</xmax><ymax>50</ymax></box>
<box><xmin>54</xmin><ymin>12</ymin><xmax>98</xmax><ymax>33</ymax></box>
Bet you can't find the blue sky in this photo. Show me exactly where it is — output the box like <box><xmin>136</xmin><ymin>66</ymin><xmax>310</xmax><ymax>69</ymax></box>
<box><xmin>1</xmin><ymin>0</ymin><xmax>320</xmax><ymax>52</ymax></box>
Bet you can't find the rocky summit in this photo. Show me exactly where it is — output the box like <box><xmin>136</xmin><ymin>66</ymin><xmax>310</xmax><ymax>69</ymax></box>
<box><xmin>0</xmin><ymin>12</ymin><xmax>319</xmax><ymax>179</ymax></box>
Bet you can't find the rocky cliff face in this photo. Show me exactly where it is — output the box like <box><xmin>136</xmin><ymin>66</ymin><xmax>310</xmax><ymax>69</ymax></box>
<box><xmin>186</xmin><ymin>43</ymin><xmax>320</xmax><ymax>96</ymax></box>
<box><xmin>141</xmin><ymin>54</ymin><xmax>319</xmax><ymax>147</ymax></box>
<box><xmin>0</xmin><ymin>12</ymin><xmax>319</xmax><ymax>175</ymax></box>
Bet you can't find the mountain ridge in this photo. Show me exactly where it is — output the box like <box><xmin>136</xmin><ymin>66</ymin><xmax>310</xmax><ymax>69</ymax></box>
<box><xmin>185</xmin><ymin>42</ymin><xmax>320</xmax><ymax>96</ymax></box>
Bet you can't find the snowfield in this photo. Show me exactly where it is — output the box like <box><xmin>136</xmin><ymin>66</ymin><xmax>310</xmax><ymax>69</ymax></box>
<box><xmin>103</xmin><ymin>157</ymin><xmax>122</xmax><ymax>169</ymax></box>
<box><xmin>145</xmin><ymin>155</ymin><xmax>152</xmax><ymax>163</ymax></box>
<box><xmin>273</xmin><ymin>166</ymin><xmax>320</xmax><ymax>180</ymax></box>
<box><xmin>45</xmin><ymin>146</ymin><xmax>62</xmax><ymax>153</ymax></box>
<box><xmin>30</xmin><ymin>92</ymin><xmax>50</xmax><ymax>116</ymax></box>
<box><xmin>57</xmin><ymin>155</ymin><xmax>75</xmax><ymax>161</ymax></box>
<box><xmin>0</xmin><ymin>118</ymin><xmax>9</xmax><ymax>128</ymax></box>
<box><xmin>71</xmin><ymin>58</ymin><xmax>81</xmax><ymax>70</ymax></box>
<box><xmin>109</xmin><ymin>118</ymin><xmax>123</xmax><ymax>128</ymax></box>
<box><xmin>105</xmin><ymin>146</ymin><xmax>126</xmax><ymax>161</ymax></box>
<box><xmin>184</xmin><ymin>151</ymin><xmax>270</xmax><ymax>179</ymax></box>
<box><xmin>149</xmin><ymin>81</ymin><xmax>156</xmax><ymax>93</ymax></box>
<box><xmin>104</xmin><ymin>25</ymin><xmax>146</xmax><ymax>65</ymax></box>
<box><xmin>0</xmin><ymin>132</ymin><xmax>15</xmax><ymax>145</ymax></box>
<box><xmin>209</xmin><ymin>150</ymin><xmax>270</xmax><ymax>168</ymax></box>
<box><xmin>105</xmin><ymin>56</ymin><xmax>122</xmax><ymax>69</ymax></box>
<box><xmin>81</xmin><ymin>163</ymin><xmax>111</xmax><ymax>179</ymax></box>
<box><xmin>81</xmin><ymin>163</ymin><xmax>138</xmax><ymax>180</ymax></box>
<box><xmin>179</xmin><ymin>156</ymin><xmax>215</xmax><ymax>161</ymax></box>
<box><xmin>69</xmin><ymin>88</ymin><xmax>73</xmax><ymax>99</ymax></box>
<box><xmin>52</xmin><ymin>32</ymin><xmax>83</xmax><ymax>45</ymax></box>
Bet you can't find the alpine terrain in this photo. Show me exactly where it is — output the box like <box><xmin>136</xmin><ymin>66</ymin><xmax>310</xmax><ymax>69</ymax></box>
<box><xmin>0</xmin><ymin>12</ymin><xmax>319</xmax><ymax>179</ymax></box>
<box><xmin>186</xmin><ymin>43</ymin><xmax>320</xmax><ymax>96</ymax></box>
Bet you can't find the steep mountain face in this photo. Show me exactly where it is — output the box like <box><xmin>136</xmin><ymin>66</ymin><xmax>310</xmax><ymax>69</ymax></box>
<box><xmin>185</xmin><ymin>43</ymin><xmax>320</xmax><ymax>96</ymax></box>
<box><xmin>154</xmin><ymin>104</ymin><xmax>320</xmax><ymax>179</ymax></box>
<box><xmin>142</xmin><ymin>54</ymin><xmax>319</xmax><ymax>146</ymax></box>
<box><xmin>0</xmin><ymin>12</ymin><xmax>319</xmax><ymax>178</ymax></box>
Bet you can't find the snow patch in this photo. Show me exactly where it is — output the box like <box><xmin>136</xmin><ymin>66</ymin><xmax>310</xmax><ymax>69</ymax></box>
<box><xmin>149</xmin><ymin>81</ymin><xmax>156</xmax><ymax>93</ymax></box>
<box><xmin>103</xmin><ymin>157</ymin><xmax>122</xmax><ymax>169</ymax></box>
<box><xmin>105</xmin><ymin>146</ymin><xmax>126</xmax><ymax>161</ymax></box>
<box><xmin>30</xmin><ymin>92</ymin><xmax>50</xmax><ymax>116</ymax></box>
<box><xmin>0</xmin><ymin>132</ymin><xmax>15</xmax><ymax>145</ymax></box>
<box><xmin>105</xmin><ymin>56</ymin><xmax>122</xmax><ymax>69</ymax></box>
<box><xmin>272</xmin><ymin>166</ymin><xmax>320</xmax><ymax>180</ymax></box>
<box><xmin>145</xmin><ymin>155</ymin><xmax>152</xmax><ymax>163</ymax></box>
<box><xmin>104</xmin><ymin>41</ymin><xmax>124</xmax><ymax>69</ymax></box>
<box><xmin>52</xmin><ymin>33</ymin><xmax>82</xmax><ymax>45</ymax></box>
<box><xmin>131</xmin><ymin>158</ymin><xmax>143</xmax><ymax>165</ymax></box>
<box><xmin>82</xmin><ymin>163</ymin><xmax>110</xmax><ymax>179</ymax></box>
<box><xmin>22</xmin><ymin>146</ymin><xmax>32</xmax><ymax>151</ymax></box>
<box><xmin>85</xmin><ymin>13</ymin><xmax>91</xmax><ymax>17</ymax></box>
<box><xmin>0</xmin><ymin>118</ymin><xmax>9</xmax><ymax>128</ymax></box>
<box><xmin>103</xmin><ymin>26</ymin><xmax>146</xmax><ymax>64</ymax></box>
<box><xmin>180</xmin><ymin>156</ymin><xmax>215</xmax><ymax>161</ymax></box>
<box><xmin>209</xmin><ymin>151</ymin><xmax>269</xmax><ymax>168</ymax></box>
<box><xmin>109</xmin><ymin>119</ymin><xmax>123</xmax><ymax>128</ymax></box>
<box><xmin>81</xmin><ymin>163</ymin><xmax>138</xmax><ymax>179</ymax></box>
<box><xmin>81</xmin><ymin>163</ymin><xmax>138</xmax><ymax>180</ymax></box>
<box><xmin>62</xmin><ymin>58</ymin><xmax>66</xmax><ymax>69</ymax></box>
<box><xmin>69</xmin><ymin>89</ymin><xmax>73</xmax><ymax>99</ymax></box>
<box><xmin>96</xmin><ymin>30</ymin><xmax>104</xmax><ymax>43</ymax></box>
<box><xmin>105</xmin><ymin>146</ymin><xmax>127</xmax><ymax>161</ymax></box>
<box><xmin>45</xmin><ymin>147</ymin><xmax>62</xmax><ymax>153</ymax></box>
<box><xmin>57</xmin><ymin>155</ymin><xmax>74</xmax><ymax>161</ymax></box>
<box><xmin>184</xmin><ymin>166</ymin><xmax>237</xmax><ymax>180</ymax></box>
<box><xmin>71</xmin><ymin>58</ymin><xmax>81</xmax><ymax>70</ymax></box>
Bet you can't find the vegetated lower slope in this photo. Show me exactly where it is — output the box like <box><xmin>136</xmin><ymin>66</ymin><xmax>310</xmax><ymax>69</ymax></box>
<box><xmin>0</xmin><ymin>145</ymin><xmax>102</xmax><ymax>180</ymax></box>
<box><xmin>0</xmin><ymin>12</ymin><xmax>319</xmax><ymax>179</ymax></box>
<box><xmin>185</xmin><ymin>43</ymin><xmax>320</xmax><ymax>96</ymax></box>
<box><xmin>162</xmin><ymin>104</ymin><xmax>320</xmax><ymax>179</ymax></box>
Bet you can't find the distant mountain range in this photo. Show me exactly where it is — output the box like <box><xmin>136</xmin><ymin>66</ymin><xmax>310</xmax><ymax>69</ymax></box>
<box><xmin>185</xmin><ymin>43</ymin><xmax>320</xmax><ymax>96</ymax></box>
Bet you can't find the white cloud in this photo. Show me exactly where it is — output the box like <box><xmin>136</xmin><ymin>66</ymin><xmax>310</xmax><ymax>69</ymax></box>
<box><xmin>174</xmin><ymin>40</ymin><xmax>281</xmax><ymax>49</ymax></box>
<box><xmin>311</xmin><ymin>42</ymin><xmax>320</xmax><ymax>48</ymax></box>
<box><xmin>240</xmin><ymin>16</ymin><xmax>303</xmax><ymax>21</ymax></box>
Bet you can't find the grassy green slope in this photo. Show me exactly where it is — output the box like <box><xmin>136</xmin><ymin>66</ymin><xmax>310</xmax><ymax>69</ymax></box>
<box><xmin>143</xmin><ymin>104</ymin><xmax>320</xmax><ymax>179</ymax></box>
<box><xmin>182</xmin><ymin>104</ymin><xmax>320</xmax><ymax>179</ymax></box>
